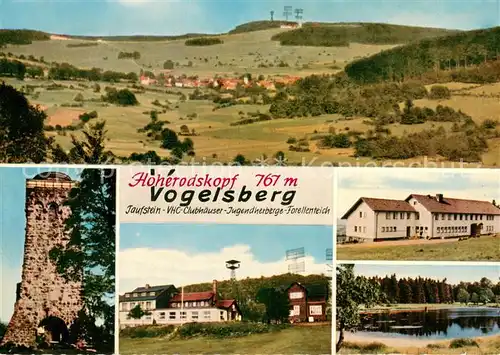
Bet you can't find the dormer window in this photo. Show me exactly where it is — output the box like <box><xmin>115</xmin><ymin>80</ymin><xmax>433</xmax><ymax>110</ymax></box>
<box><xmin>125</xmin><ymin>294</ymin><xmax>130</xmax><ymax>298</ymax></box>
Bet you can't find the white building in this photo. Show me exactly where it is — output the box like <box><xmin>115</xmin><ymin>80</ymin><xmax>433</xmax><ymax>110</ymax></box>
<box><xmin>119</xmin><ymin>280</ymin><xmax>242</xmax><ymax>328</ymax></box>
<box><xmin>341</xmin><ymin>194</ymin><xmax>500</xmax><ymax>242</ymax></box>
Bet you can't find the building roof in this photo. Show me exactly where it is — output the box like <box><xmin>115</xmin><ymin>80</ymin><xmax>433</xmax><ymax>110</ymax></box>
<box><xmin>170</xmin><ymin>291</ymin><xmax>214</xmax><ymax>302</ymax></box>
<box><xmin>131</xmin><ymin>284</ymin><xmax>174</xmax><ymax>293</ymax></box>
<box><xmin>407</xmin><ymin>194</ymin><xmax>500</xmax><ymax>215</ymax></box>
<box><xmin>32</xmin><ymin>172</ymin><xmax>72</xmax><ymax>181</ymax></box>
<box><xmin>341</xmin><ymin>197</ymin><xmax>416</xmax><ymax>219</ymax></box>
<box><xmin>217</xmin><ymin>299</ymin><xmax>236</xmax><ymax>308</ymax></box>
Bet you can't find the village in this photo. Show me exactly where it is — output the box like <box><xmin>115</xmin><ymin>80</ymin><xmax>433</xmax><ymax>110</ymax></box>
<box><xmin>139</xmin><ymin>71</ymin><xmax>301</xmax><ymax>91</ymax></box>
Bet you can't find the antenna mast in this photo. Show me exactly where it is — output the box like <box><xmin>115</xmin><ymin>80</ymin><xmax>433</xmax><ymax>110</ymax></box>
<box><xmin>286</xmin><ymin>247</ymin><xmax>305</xmax><ymax>274</ymax></box>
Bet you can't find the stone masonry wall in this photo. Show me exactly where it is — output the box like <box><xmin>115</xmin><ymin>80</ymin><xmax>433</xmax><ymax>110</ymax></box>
<box><xmin>1</xmin><ymin>180</ymin><xmax>83</xmax><ymax>347</ymax></box>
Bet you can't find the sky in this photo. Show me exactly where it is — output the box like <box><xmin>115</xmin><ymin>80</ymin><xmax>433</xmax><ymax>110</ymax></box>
<box><xmin>119</xmin><ymin>223</ymin><xmax>333</xmax><ymax>294</ymax></box>
<box><xmin>0</xmin><ymin>166</ymin><xmax>82</xmax><ymax>323</ymax></box>
<box><xmin>337</xmin><ymin>169</ymin><xmax>500</xmax><ymax>219</ymax></box>
<box><xmin>351</xmin><ymin>263</ymin><xmax>500</xmax><ymax>285</ymax></box>
<box><xmin>0</xmin><ymin>0</ymin><xmax>498</xmax><ymax>36</ymax></box>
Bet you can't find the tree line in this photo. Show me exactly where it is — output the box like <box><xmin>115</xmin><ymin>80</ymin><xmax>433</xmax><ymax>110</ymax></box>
<box><xmin>0</xmin><ymin>29</ymin><xmax>50</xmax><ymax>46</ymax></box>
<box><xmin>345</xmin><ymin>26</ymin><xmax>500</xmax><ymax>83</ymax></box>
<box><xmin>185</xmin><ymin>37</ymin><xmax>223</xmax><ymax>46</ymax></box>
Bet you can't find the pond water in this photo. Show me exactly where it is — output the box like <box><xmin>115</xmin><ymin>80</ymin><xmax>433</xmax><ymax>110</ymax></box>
<box><xmin>356</xmin><ymin>307</ymin><xmax>500</xmax><ymax>340</ymax></box>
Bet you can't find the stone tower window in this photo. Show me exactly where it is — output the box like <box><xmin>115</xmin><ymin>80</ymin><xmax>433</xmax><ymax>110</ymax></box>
<box><xmin>48</xmin><ymin>202</ymin><xmax>59</xmax><ymax>220</ymax></box>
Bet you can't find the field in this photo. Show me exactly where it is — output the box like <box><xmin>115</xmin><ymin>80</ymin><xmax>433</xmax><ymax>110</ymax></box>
<box><xmin>119</xmin><ymin>324</ymin><xmax>332</xmax><ymax>354</ymax></box>
<box><xmin>337</xmin><ymin>234</ymin><xmax>500</xmax><ymax>261</ymax></box>
<box><xmin>3</xmin><ymin>25</ymin><xmax>500</xmax><ymax>166</ymax></box>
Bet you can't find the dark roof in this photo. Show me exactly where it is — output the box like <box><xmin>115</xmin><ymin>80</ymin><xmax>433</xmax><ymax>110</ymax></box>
<box><xmin>342</xmin><ymin>197</ymin><xmax>416</xmax><ymax>219</ymax></box>
<box><xmin>33</xmin><ymin>172</ymin><xmax>72</xmax><ymax>181</ymax></box>
<box><xmin>131</xmin><ymin>284</ymin><xmax>174</xmax><ymax>293</ymax></box>
<box><xmin>407</xmin><ymin>194</ymin><xmax>500</xmax><ymax>215</ymax></box>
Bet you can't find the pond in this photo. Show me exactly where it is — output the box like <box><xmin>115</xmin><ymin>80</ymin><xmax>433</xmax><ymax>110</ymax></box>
<box><xmin>355</xmin><ymin>307</ymin><xmax>500</xmax><ymax>340</ymax></box>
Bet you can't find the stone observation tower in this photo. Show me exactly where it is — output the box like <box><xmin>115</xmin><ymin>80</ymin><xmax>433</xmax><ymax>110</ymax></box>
<box><xmin>1</xmin><ymin>172</ymin><xmax>82</xmax><ymax>347</ymax></box>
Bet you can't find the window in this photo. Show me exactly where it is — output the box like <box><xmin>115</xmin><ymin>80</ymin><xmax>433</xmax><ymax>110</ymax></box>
<box><xmin>204</xmin><ymin>311</ymin><xmax>211</xmax><ymax>320</ymax></box>
<box><xmin>382</xmin><ymin>227</ymin><xmax>386</xmax><ymax>232</ymax></box>
<box><xmin>448</xmin><ymin>214</ymin><xmax>452</xmax><ymax>220</ymax></box>
<box><xmin>386</xmin><ymin>212</ymin><xmax>391</xmax><ymax>220</ymax></box>
<box><xmin>191</xmin><ymin>311</ymin><xmax>199</xmax><ymax>320</ymax></box>
<box><xmin>454</xmin><ymin>214</ymin><xmax>457</xmax><ymax>220</ymax></box>
<box><xmin>159</xmin><ymin>312</ymin><xmax>166</xmax><ymax>320</ymax></box>
<box><xmin>425</xmin><ymin>227</ymin><xmax>428</xmax><ymax>230</ymax></box>
<box><xmin>460</xmin><ymin>214</ymin><xmax>463</xmax><ymax>220</ymax></box>
<box><xmin>309</xmin><ymin>305</ymin><xmax>323</xmax><ymax>315</ymax></box>
<box><xmin>141</xmin><ymin>292</ymin><xmax>147</xmax><ymax>296</ymax></box>
<box><xmin>149</xmin><ymin>292</ymin><xmax>155</xmax><ymax>296</ymax></box>
<box><xmin>290</xmin><ymin>292</ymin><xmax>304</xmax><ymax>300</ymax></box>
<box><xmin>393</xmin><ymin>226</ymin><xmax>396</xmax><ymax>232</ymax></box>
<box><xmin>400</xmin><ymin>213</ymin><xmax>404</xmax><ymax>219</ymax></box>
<box><xmin>416</xmin><ymin>213</ymin><xmax>420</xmax><ymax>220</ymax></box>
<box><xmin>359</xmin><ymin>211</ymin><xmax>363</xmax><ymax>218</ymax></box>
<box><xmin>354</xmin><ymin>226</ymin><xmax>357</xmax><ymax>232</ymax></box>
<box><xmin>169</xmin><ymin>312</ymin><xmax>176</xmax><ymax>320</ymax></box>
<box><xmin>130</xmin><ymin>302</ymin><xmax>136</xmax><ymax>308</ymax></box>
<box><xmin>441</xmin><ymin>214</ymin><xmax>445</xmax><ymax>220</ymax></box>
<box><xmin>133</xmin><ymin>293</ymin><xmax>138</xmax><ymax>297</ymax></box>
<box><xmin>220</xmin><ymin>311</ymin><xmax>225</xmax><ymax>320</ymax></box>
<box><xmin>145</xmin><ymin>314</ymin><xmax>151</xmax><ymax>320</ymax></box>
<box><xmin>180</xmin><ymin>311</ymin><xmax>187</xmax><ymax>320</ymax></box>
<box><xmin>393</xmin><ymin>212</ymin><xmax>398</xmax><ymax>219</ymax></box>
<box><xmin>145</xmin><ymin>302</ymin><xmax>151</xmax><ymax>310</ymax></box>
<box><xmin>434</xmin><ymin>214</ymin><xmax>438</xmax><ymax>220</ymax></box>
<box><xmin>407</xmin><ymin>213</ymin><xmax>411</xmax><ymax>220</ymax></box>
<box><xmin>184</xmin><ymin>302</ymin><xmax>188</xmax><ymax>307</ymax></box>
<box><xmin>125</xmin><ymin>294</ymin><xmax>130</xmax><ymax>298</ymax></box>
<box><xmin>363</xmin><ymin>227</ymin><xmax>366</xmax><ymax>233</ymax></box>
<box><xmin>465</xmin><ymin>215</ymin><xmax>468</xmax><ymax>220</ymax></box>
<box><xmin>480</xmin><ymin>215</ymin><xmax>483</xmax><ymax>220</ymax></box>
<box><xmin>293</xmin><ymin>305</ymin><xmax>300</xmax><ymax>316</ymax></box>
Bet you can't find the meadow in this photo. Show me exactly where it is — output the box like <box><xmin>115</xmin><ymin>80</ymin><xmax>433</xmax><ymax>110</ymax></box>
<box><xmin>3</xmin><ymin>25</ymin><xmax>500</xmax><ymax>166</ymax></box>
<box><xmin>337</xmin><ymin>234</ymin><xmax>500</xmax><ymax>261</ymax></box>
<box><xmin>119</xmin><ymin>324</ymin><xmax>332</xmax><ymax>355</ymax></box>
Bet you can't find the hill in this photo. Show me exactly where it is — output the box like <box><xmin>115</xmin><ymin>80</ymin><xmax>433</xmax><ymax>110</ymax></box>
<box><xmin>228</xmin><ymin>20</ymin><xmax>298</xmax><ymax>34</ymax></box>
<box><xmin>345</xmin><ymin>26</ymin><xmax>500</xmax><ymax>83</ymax></box>
<box><xmin>0</xmin><ymin>29</ymin><xmax>50</xmax><ymax>46</ymax></box>
<box><xmin>271</xmin><ymin>23</ymin><xmax>459</xmax><ymax>47</ymax></box>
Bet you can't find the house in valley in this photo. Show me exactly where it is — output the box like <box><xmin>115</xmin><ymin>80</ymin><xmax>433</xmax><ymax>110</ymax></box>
<box><xmin>341</xmin><ymin>194</ymin><xmax>500</xmax><ymax>242</ymax></box>
<box><xmin>119</xmin><ymin>280</ymin><xmax>241</xmax><ymax>328</ymax></box>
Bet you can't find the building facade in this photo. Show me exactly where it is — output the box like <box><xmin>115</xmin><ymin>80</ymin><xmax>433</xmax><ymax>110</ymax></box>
<box><xmin>287</xmin><ymin>282</ymin><xmax>329</xmax><ymax>323</ymax></box>
<box><xmin>119</xmin><ymin>280</ymin><xmax>241</xmax><ymax>328</ymax></box>
<box><xmin>342</xmin><ymin>194</ymin><xmax>500</xmax><ymax>242</ymax></box>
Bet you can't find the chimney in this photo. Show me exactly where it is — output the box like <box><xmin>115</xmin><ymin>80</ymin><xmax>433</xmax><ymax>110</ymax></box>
<box><xmin>436</xmin><ymin>194</ymin><xmax>444</xmax><ymax>203</ymax></box>
<box><xmin>145</xmin><ymin>284</ymin><xmax>150</xmax><ymax>289</ymax></box>
<box><xmin>212</xmin><ymin>280</ymin><xmax>217</xmax><ymax>301</ymax></box>
<box><xmin>493</xmin><ymin>200</ymin><xmax>497</xmax><ymax>207</ymax></box>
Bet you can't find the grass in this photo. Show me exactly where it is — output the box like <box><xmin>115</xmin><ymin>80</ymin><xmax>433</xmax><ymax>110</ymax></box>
<box><xmin>119</xmin><ymin>324</ymin><xmax>331</xmax><ymax>354</ymax></box>
<box><xmin>339</xmin><ymin>341</ymin><xmax>392</xmax><ymax>354</ymax></box>
<box><xmin>337</xmin><ymin>235</ymin><xmax>500</xmax><ymax>261</ymax></box>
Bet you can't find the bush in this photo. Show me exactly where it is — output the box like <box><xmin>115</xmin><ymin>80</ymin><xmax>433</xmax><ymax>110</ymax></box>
<box><xmin>449</xmin><ymin>338</ymin><xmax>479</xmax><ymax>348</ymax></box>
<box><xmin>426</xmin><ymin>343</ymin><xmax>444</xmax><ymax>349</ymax></box>
<box><xmin>185</xmin><ymin>37</ymin><xmax>223</xmax><ymax>46</ymax></box>
<box><xmin>120</xmin><ymin>325</ymin><xmax>175</xmax><ymax>338</ymax></box>
<box><xmin>429</xmin><ymin>85</ymin><xmax>451</xmax><ymax>99</ymax></box>
<box><xmin>176</xmin><ymin>321</ymin><xmax>288</xmax><ymax>339</ymax></box>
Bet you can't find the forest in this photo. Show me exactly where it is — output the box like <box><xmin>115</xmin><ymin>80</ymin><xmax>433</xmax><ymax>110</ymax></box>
<box><xmin>272</xmin><ymin>23</ymin><xmax>456</xmax><ymax>47</ymax></box>
<box><xmin>0</xmin><ymin>29</ymin><xmax>50</xmax><ymax>46</ymax></box>
<box><xmin>345</xmin><ymin>26</ymin><xmax>500</xmax><ymax>83</ymax></box>
<box><xmin>368</xmin><ymin>274</ymin><xmax>499</xmax><ymax>305</ymax></box>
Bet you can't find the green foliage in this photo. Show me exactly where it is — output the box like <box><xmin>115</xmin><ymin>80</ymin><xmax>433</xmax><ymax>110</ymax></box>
<box><xmin>127</xmin><ymin>305</ymin><xmax>151</xmax><ymax>320</ymax></box>
<box><xmin>48</xmin><ymin>167</ymin><xmax>116</xmax><ymax>352</ymax></box>
<box><xmin>336</xmin><ymin>264</ymin><xmax>381</xmax><ymax>351</ymax></box>
<box><xmin>160</xmin><ymin>128</ymin><xmax>179</xmax><ymax>149</ymax></box>
<box><xmin>429</xmin><ymin>85</ymin><xmax>451</xmax><ymax>99</ymax></box>
<box><xmin>0</xmin><ymin>82</ymin><xmax>50</xmax><ymax>163</ymax></box>
<box><xmin>127</xmin><ymin>151</ymin><xmax>165</xmax><ymax>165</ymax></box>
<box><xmin>118</xmin><ymin>51</ymin><xmax>141</xmax><ymax>60</ymax></box>
<box><xmin>163</xmin><ymin>60</ymin><xmax>175</xmax><ymax>69</ymax></box>
<box><xmin>185</xmin><ymin>37</ymin><xmax>223</xmax><ymax>46</ymax></box>
<box><xmin>229</xmin><ymin>21</ymin><xmax>292</xmax><ymax>34</ymax></box>
<box><xmin>255</xmin><ymin>288</ymin><xmax>290</xmax><ymax>324</ymax></box>
<box><xmin>0</xmin><ymin>321</ymin><xmax>6</xmax><ymax>339</ymax></box>
<box><xmin>66</xmin><ymin>42</ymin><xmax>99</xmax><ymax>48</ymax></box>
<box><xmin>320</xmin><ymin>133</ymin><xmax>351</xmax><ymax>148</ymax></box>
<box><xmin>120</xmin><ymin>325</ymin><xmax>175</xmax><ymax>338</ymax></box>
<box><xmin>176</xmin><ymin>322</ymin><xmax>289</xmax><ymax>339</ymax></box>
<box><xmin>48</xmin><ymin>62</ymin><xmax>137</xmax><ymax>82</ymax></box>
<box><xmin>449</xmin><ymin>338</ymin><xmax>479</xmax><ymax>348</ymax></box>
<box><xmin>102</xmin><ymin>88</ymin><xmax>138</xmax><ymax>106</ymax></box>
<box><xmin>25</xmin><ymin>66</ymin><xmax>44</xmax><ymax>79</ymax></box>
<box><xmin>0</xmin><ymin>29</ymin><xmax>50</xmax><ymax>46</ymax></box>
<box><xmin>341</xmin><ymin>341</ymin><xmax>389</xmax><ymax>352</ymax></box>
<box><xmin>345</xmin><ymin>27</ymin><xmax>500</xmax><ymax>84</ymax></box>
<box><xmin>79</xmin><ymin>110</ymin><xmax>98</xmax><ymax>123</ymax></box>
<box><xmin>0</xmin><ymin>58</ymin><xmax>26</xmax><ymax>79</ymax></box>
<box><xmin>272</xmin><ymin>23</ymin><xmax>455</xmax><ymax>47</ymax></box>
<box><xmin>457</xmin><ymin>288</ymin><xmax>470</xmax><ymax>304</ymax></box>
<box><xmin>233</xmin><ymin>154</ymin><xmax>249</xmax><ymax>165</ymax></box>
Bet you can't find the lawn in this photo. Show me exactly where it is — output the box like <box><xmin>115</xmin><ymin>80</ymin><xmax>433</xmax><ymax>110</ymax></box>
<box><xmin>119</xmin><ymin>324</ymin><xmax>332</xmax><ymax>355</ymax></box>
<box><xmin>337</xmin><ymin>235</ymin><xmax>500</xmax><ymax>261</ymax></box>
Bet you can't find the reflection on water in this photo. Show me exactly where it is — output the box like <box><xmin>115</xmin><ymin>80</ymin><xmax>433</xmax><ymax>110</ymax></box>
<box><xmin>357</xmin><ymin>307</ymin><xmax>500</xmax><ymax>340</ymax></box>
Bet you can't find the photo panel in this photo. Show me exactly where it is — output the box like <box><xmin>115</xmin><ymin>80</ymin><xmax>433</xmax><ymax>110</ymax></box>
<box><xmin>0</xmin><ymin>166</ymin><xmax>116</xmax><ymax>354</ymax></box>
<box><xmin>336</xmin><ymin>168</ymin><xmax>500</xmax><ymax>262</ymax></box>
<box><xmin>335</xmin><ymin>262</ymin><xmax>500</xmax><ymax>354</ymax></box>
<box><xmin>117</xmin><ymin>166</ymin><xmax>334</xmax><ymax>354</ymax></box>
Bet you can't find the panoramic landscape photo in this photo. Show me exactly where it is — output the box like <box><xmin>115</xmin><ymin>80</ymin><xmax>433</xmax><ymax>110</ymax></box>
<box><xmin>1</xmin><ymin>0</ymin><xmax>500</xmax><ymax>166</ymax></box>
<box><xmin>336</xmin><ymin>263</ymin><xmax>500</xmax><ymax>354</ymax></box>
<box><xmin>336</xmin><ymin>168</ymin><xmax>500</xmax><ymax>261</ymax></box>
<box><xmin>118</xmin><ymin>223</ymin><xmax>333</xmax><ymax>354</ymax></box>
<box><xmin>0</xmin><ymin>167</ymin><xmax>116</xmax><ymax>353</ymax></box>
